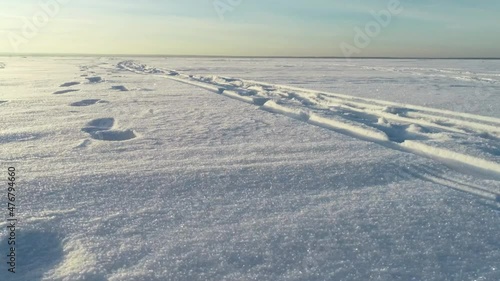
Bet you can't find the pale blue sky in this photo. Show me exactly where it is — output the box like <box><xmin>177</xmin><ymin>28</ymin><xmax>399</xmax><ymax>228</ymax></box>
<box><xmin>1</xmin><ymin>0</ymin><xmax>499</xmax><ymax>57</ymax></box>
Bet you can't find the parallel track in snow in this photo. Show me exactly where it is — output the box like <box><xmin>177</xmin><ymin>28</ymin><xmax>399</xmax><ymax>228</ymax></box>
<box><xmin>117</xmin><ymin>60</ymin><xmax>500</xmax><ymax>203</ymax></box>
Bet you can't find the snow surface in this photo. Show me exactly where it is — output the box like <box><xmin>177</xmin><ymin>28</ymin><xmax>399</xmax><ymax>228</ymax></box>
<box><xmin>0</xmin><ymin>57</ymin><xmax>499</xmax><ymax>281</ymax></box>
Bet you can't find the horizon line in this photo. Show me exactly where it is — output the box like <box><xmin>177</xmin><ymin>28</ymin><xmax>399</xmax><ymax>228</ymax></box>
<box><xmin>0</xmin><ymin>53</ymin><xmax>499</xmax><ymax>60</ymax></box>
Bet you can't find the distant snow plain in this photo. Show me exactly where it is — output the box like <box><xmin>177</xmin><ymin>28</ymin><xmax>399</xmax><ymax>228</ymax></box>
<box><xmin>0</xmin><ymin>57</ymin><xmax>499</xmax><ymax>281</ymax></box>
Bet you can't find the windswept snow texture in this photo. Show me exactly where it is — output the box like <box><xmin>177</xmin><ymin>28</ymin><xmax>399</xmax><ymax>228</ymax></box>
<box><xmin>0</xmin><ymin>57</ymin><xmax>499</xmax><ymax>281</ymax></box>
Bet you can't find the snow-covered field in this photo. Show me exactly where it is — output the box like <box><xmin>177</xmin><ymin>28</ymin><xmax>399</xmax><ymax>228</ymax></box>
<box><xmin>1</xmin><ymin>56</ymin><xmax>499</xmax><ymax>281</ymax></box>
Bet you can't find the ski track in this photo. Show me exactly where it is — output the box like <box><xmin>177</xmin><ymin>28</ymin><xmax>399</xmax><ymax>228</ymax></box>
<box><xmin>115</xmin><ymin>60</ymin><xmax>500</xmax><ymax>202</ymax></box>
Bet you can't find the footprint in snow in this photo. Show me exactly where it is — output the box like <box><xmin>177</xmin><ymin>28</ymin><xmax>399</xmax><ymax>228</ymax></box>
<box><xmin>60</xmin><ymin>81</ymin><xmax>80</xmax><ymax>87</ymax></box>
<box><xmin>86</xmin><ymin>76</ymin><xmax>103</xmax><ymax>83</ymax></box>
<box><xmin>111</xmin><ymin>85</ymin><xmax>129</xmax><ymax>91</ymax></box>
<box><xmin>70</xmin><ymin>99</ymin><xmax>109</xmax><ymax>107</ymax></box>
<box><xmin>91</xmin><ymin>129</ymin><xmax>137</xmax><ymax>141</ymax></box>
<box><xmin>53</xmin><ymin>89</ymin><xmax>80</xmax><ymax>95</ymax></box>
<box><xmin>82</xmin><ymin>118</ymin><xmax>136</xmax><ymax>141</ymax></box>
<box><xmin>0</xmin><ymin>231</ymin><xmax>64</xmax><ymax>280</ymax></box>
<box><xmin>81</xmin><ymin>118</ymin><xmax>115</xmax><ymax>133</ymax></box>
